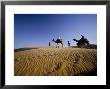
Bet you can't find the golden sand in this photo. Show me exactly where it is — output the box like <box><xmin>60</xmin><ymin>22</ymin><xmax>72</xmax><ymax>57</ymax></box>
<box><xmin>14</xmin><ymin>47</ymin><xmax>97</xmax><ymax>76</ymax></box>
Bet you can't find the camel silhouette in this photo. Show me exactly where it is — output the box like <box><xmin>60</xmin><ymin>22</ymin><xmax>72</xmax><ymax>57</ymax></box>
<box><xmin>52</xmin><ymin>38</ymin><xmax>63</xmax><ymax>48</ymax></box>
<box><xmin>73</xmin><ymin>35</ymin><xmax>89</xmax><ymax>47</ymax></box>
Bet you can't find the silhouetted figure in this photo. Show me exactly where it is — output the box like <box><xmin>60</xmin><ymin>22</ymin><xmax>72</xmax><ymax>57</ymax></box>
<box><xmin>73</xmin><ymin>35</ymin><xmax>89</xmax><ymax>48</ymax></box>
<box><xmin>81</xmin><ymin>35</ymin><xmax>84</xmax><ymax>40</ymax></box>
<box><xmin>49</xmin><ymin>42</ymin><xmax>51</xmax><ymax>46</ymax></box>
<box><xmin>68</xmin><ymin>41</ymin><xmax>70</xmax><ymax>48</ymax></box>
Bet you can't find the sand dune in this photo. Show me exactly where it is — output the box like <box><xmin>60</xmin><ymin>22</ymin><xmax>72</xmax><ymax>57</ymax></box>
<box><xmin>14</xmin><ymin>47</ymin><xmax>97</xmax><ymax>76</ymax></box>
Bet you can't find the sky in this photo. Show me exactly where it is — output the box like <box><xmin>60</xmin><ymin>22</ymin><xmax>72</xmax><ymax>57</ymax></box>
<box><xmin>14</xmin><ymin>14</ymin><xmax>97</xmax><ymax>49</ymax></box>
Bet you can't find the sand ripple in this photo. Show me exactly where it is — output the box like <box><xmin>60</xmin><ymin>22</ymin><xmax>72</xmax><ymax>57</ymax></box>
<box><xmin>14</xmin><ymin>48</ymin><xmax>97</xmax><ymax>76</ymax></box>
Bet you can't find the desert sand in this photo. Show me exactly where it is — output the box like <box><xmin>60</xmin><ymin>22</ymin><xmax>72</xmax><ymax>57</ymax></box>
<box><xmin>14</xmin><ymin>47</ymin><xmax>97</xmax><ymax>76</ymax></box>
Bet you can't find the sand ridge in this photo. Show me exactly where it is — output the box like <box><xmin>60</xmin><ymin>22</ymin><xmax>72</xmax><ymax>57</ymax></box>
<box><xmin>14</xmin><ymin>47</ymin><xmax>97</xmax><ymax>76</ymax></box>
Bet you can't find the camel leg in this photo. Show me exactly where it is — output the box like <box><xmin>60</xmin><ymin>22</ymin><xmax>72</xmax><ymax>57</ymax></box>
<box><xmin>56</xmin><ymin>43</ymin><xmax>58</xmax><ymax>48</ymax></box>
<box><xmin>62</xmin><ymin>43</ymin><xmax>63</xmax><ymax>48</ymax></box>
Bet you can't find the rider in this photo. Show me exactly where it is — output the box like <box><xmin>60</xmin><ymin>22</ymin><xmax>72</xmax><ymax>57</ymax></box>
<box><xmin>58</xmin><ymin>34</ymin><xmax>61</xmax><ymax>39</ymax></box>
<box><xmin>81</xmin><ymin>35</ymin><xmax>85</xmax><ymax>40</ymax></box>
<box><xmin>80</xmin><ymin>35</ymin><xmax>89</xmax><ymax>45</ymax></box>
<box><xmin>80</xmin><ymin>35</ymin><xmax>86</xmax><ymax>42</ymax></box>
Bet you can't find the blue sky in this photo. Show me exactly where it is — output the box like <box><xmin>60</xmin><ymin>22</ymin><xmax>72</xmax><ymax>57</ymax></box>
<box><xmin>14</xmin><ymin>14</ymin><xmax>97</xmax><ymax>49</ymax></box>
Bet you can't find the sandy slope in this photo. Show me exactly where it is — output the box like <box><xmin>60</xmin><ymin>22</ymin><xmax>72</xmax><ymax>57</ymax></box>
<box><xmin>14</xmin><ymin>47</ymin><xmax>97</xmax><ymax>76</ymax></box>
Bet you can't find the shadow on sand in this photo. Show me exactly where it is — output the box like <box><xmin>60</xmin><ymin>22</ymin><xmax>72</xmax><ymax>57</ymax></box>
<box><xmin>79</xmin><ymin>68</ymin><xmax>97</xmax><ymax>76</ymax></box>
<box><xmin>14</xmin><ymin>48</ymin><xmax>38</xmax><ymax>52</ymax></box>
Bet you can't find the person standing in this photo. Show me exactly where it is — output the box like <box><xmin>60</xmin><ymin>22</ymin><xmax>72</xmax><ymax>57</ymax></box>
<box><xmin>68</xmin><ymin>41</ymin><xmax>70</xmax><ymax>48</ymax></box>
<box><xmin>49</xmin><ymin>42</ymin><xmax>51</xmax><ymax>46</ymax></box>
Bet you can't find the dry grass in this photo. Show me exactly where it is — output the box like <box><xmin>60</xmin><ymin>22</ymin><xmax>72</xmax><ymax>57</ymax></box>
<box><xmin>14</xmin><ymin>47</ymin><xmax>97</xmax><ymax>76</ymax></box>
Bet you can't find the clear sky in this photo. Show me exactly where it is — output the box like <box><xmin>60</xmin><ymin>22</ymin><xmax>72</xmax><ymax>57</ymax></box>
<box><xmin>14</xmin><ymin>14</ymin><xmax>97</xmax><ymax>49</ymax></box>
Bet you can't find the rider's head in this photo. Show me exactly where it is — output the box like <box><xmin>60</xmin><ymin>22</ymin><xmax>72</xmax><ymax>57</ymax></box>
<box><xmin>81</xmin><ymin>35</ymin><xmax>84</xmax><ymax>38</ymax></box>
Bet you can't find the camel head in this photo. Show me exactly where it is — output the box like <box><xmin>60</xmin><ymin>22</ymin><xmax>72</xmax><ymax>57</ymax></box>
<box><xmin>73</xmin><ymin>39</ymin><xmax>76</xmax><ymax>41</ymax></box>
<box><xmin>73</xmin><ymin>39</ymin><xmax>79</xmax><ymax>42</ymax></box>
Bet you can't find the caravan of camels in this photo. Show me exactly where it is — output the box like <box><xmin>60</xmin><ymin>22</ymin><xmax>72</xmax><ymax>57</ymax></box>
<box><xmin>50</xmin><ymin>34</ymin><xmax>90</xmax><ymax>48</ymax></box>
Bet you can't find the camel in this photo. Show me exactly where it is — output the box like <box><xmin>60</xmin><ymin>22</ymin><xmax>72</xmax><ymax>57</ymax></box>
<box><xmin>73</xmin><ymin>35</ymin><xmax>89</xmax><ymax>47</ymax></box>
<box><xmin>52</xmin><ymin>38</ymin><xmax>63</xmax><ymax>48</ymax></box>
